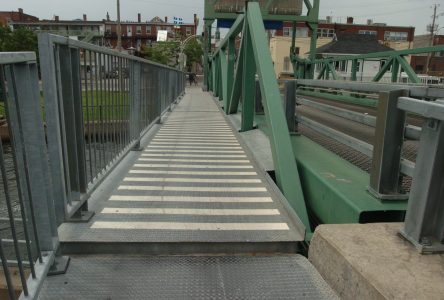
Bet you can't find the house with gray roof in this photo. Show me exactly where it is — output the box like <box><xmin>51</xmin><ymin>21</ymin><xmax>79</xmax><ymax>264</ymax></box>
<box><xmin>314</xmin><ymin>33</ymin><xmax>397</xmax><ymax>82</ymax></box>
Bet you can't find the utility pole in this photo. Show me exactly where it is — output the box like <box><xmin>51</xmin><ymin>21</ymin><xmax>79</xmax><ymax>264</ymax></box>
<box><xmin>426</xmin><ymin>4</ymin><xmax>441</xmax><ymax>74</ymax></box>
<box><xmin>117</xmin><ymin>0</ymin><xmax>122</xmax><ymax>52</ymax></box>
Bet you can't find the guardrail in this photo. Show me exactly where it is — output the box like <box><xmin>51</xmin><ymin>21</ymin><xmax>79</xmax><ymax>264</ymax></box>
<box><xmin>284</xmin><ymin>79</ymin><xmax>444</xmax><ymax>253</ymax></box>
<box><xmin>38</xmin><ymin>34</ymin><xmax>185</xmax><ymax>223</ymax></box>
<box><xmin>0</xmin><ymin>52</ymin><xmax>58</xmax><ymax>299</ymax></box>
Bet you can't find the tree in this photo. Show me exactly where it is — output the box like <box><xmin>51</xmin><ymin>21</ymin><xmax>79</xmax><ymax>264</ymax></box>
<box><xmin>0</xmin><ymin>25</ymin><xmax>38</xmax><ymax>54</ymax></box>
<box><xmin>183</xmin><ymin>38</ymin><xmax>203</xmax><ymax>70</ymax></box>
<box><xmin>140</xmin><ymin>41</ymin><xmax>180</xmax><ymax>67</ymax></box>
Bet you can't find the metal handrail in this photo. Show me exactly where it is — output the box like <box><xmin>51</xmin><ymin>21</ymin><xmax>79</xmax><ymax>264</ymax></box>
<box><xmin>38</xmin><ymin>33</ymin><xmax>186</xmax><ymax>221</ymax></box>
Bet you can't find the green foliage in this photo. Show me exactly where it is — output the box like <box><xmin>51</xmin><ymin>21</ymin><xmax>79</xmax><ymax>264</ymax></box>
<box><xmin>141</xmin><ymin>41</ymin><xmax>180</xmax><ymax>67</ymax></box>
<box><xmin>0</xmin><ymin>26</ymin><xmax>38</xmax><ymax>53</ymax></box>
<box><xmin>183</xmin><ymin>38</ymin><xmax>203</xmax><ymax>68</ymax></box>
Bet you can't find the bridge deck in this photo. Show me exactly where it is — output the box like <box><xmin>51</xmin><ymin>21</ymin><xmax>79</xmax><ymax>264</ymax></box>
<box><xmin>57</xmin><ymin>87</ymin><xmax>304</xmax><ymax>254</ymax></box>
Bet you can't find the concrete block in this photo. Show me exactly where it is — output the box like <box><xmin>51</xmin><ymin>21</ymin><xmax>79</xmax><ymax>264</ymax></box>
<box><xmin>309</xmin><ymin>223</ymin><xmax>444</xmax><ymax>300</ymax></box>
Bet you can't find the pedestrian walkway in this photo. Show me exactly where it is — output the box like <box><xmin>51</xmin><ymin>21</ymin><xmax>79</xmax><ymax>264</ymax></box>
<box><xmin>56</xmin><ymin>87</ymin><xmax>304</xmax><ymax>254</ymax></box>
<box><xmin>39</xmin><ymin>87</ymin><xmax>337</xmax><ymax>300</ymax></box>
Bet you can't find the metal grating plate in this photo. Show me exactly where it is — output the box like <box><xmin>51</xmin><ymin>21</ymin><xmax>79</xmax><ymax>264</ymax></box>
<box><xmin>39</xmin><ymin>255</ymin><xmax>338</xmax><ymax>300</ymax></box>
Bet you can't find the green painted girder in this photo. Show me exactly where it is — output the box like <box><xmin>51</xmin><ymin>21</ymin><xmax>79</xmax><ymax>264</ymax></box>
<box><xmin>255</xmin><ymin>114</ymin><xmax>406</xmax><ymax>227</ymax></box>
<box><xmin>246</xmin><ymin>2</ymin><xmax>311</xmax><ymax>235</ymax></box>
<box><xmin>219</xmin><ymin>51</ymin><xmax>228</xmax><ymax>102</ymax></box>
<box><xmin>213</xmin><ymin>14</ymin><xmax>244</xmax><ymax>57</ymax></box>
<box><xmin>391</xmin><ymin>56</ymin><xmax>400</xmax><ymax>83</ymax></box>
<box><xmin>351</xmin><ymin>59</ymin><xmax>358</xmax><ymax>81</ymax></box>
<box><xmin>298</xmin><ymin>89</ymin><xmax>378</xmax><ymax>108</ymax></box>
<box><xmin>396</xmin><ymin>56</ymin><xmax>420</xmax><ymax>84</ymax></box>
<box><xmin>372</xmin><ymin>57</ymin><xmax>393</xmax><ymax>82</ymax></box>
<box><xmin>292</xmin><ymin>134</ymin><xmax>406</xmax><ymax>224</ymax></box>
<box><xmin>225</xmin><ymin>38</ymin><xmax>236</xmax><ymax>113</ymax></box>
<box><xmin>240</xmin><ymin>17</ymin><xmax>255</xmax><ymax>132</ymax></box>
<box><xmin>311</xmin><ymin>44</ymin><xmax>444</xmax><ymax>64</ymax></box>
<box><xmin>228</xmin><ymin>30</ymin><xmax>245</xmax><ymax>115</ymax></box>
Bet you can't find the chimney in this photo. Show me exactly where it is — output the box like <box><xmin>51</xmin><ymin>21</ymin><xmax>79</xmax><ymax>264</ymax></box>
<box><xmin>55</xmin><ymin>15</ymin><xmax>59</xmax><ymax>22</ymax></box>
<box><xmin>367</xmin><ymin>19</ymin><xmax>373</xmax><ymax>25</ymax></box>
<box><xmin>326</xmin><ymin>16</ymin><xmax>332</xmax><ymax>24</ymax></box>
<box><xmin>18</xmin><ymin>8</ymin><xmax>24</xmax><ymax>14</ymax></box>
<box><xmin>106</xmin><ymin>12</ymin><xmax>110</xmax><ymax>21</ymax></box>
<box><xmin>83</xmin><ymin>14</ymin><xmax>87</xmax><ymax>21</ymax></box>
<box><xmin>164</xmin><ymin>16</ymin><xmax>168</xmax><ymax>23</ymax></box>
<box><xmin>346</xmin><ymin>16</ymin><xmax>354</xmax><ymax>24</ymax></box>
<box><xmin>138</xmin><ymin>13</ymin><xmax>141</xmax><ymax>23</ymax></box>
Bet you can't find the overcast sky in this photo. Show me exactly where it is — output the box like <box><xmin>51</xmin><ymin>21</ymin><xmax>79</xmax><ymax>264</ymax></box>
<box><xmin>0</xmin><ymin>0</ymin><xmax>441</xmax><ymax>35</ymax></box>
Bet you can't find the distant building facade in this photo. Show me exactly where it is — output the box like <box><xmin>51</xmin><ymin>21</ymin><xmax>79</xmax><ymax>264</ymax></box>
<box><xmin>4</xmin><ymin>8</ymin><xmax>198</xmax><ymax>51</ymax></box>
<box><xmin>270</xmin><ymin>16</ymin><xmax>415</xmax><ymax>76</ymax></box>
<box><xmin>0</xmin><ymin>8</ymin><xmax>38</xmax><ymax>26</ymax></box>
<box><xmin>410</xmin><ymin>34</ymin><xmax>444</xmax><ymax>76</ymax></box>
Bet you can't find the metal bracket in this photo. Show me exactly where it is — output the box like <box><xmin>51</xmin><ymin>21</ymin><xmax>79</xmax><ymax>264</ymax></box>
<box><xmin>47</xmin><ymin>255</ymin><xmax>71</xmax><ymax>276</ymax></box>
<box><xmin>67</xmin><ymin>209</ymin><xmax>95</xmax><ymax>223</ymax></box>
<box><xmin>399</xmin><ymin>230</ymin><xmax>444</xmax><ymax>254</ymax></box>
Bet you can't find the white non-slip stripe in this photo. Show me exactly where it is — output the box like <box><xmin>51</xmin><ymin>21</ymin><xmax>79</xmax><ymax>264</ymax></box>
<box><xmin>142</xmin><ymin>154</ymin><xmax>246</xmax><ymax>158</ymax></box>
<box><xmin>144</xmin><ymin>149</ymin><xmax>245</xmax><ymax>153</ymax></box>
<box><xmin>101</xmin><ymin>208</ymin><xmax>279</xmax><ymax>216</ymax></box>
<box><xmin>91</xmin><ymin>221</ymin><xmax>290</xmax><ymax>231</ymax></box>
<box><xmin>129</xmin><ymin>170</ymin><xmax>257</xmax><ymax>175</ymax></box>
<box><xmin>155</xmin><ymin>134</ymin><xmax>235</xmax><ymax>138</ymax></box>
<box><xmin>159</xmin><ymin>128</ymin><xmax>232</xmax><ymax>131</ymax></box>
<box><xmin>164</xmin><ymin>122</ymin><xmax>227</xmax><ymax>125</ymax></box>
<box><xmin>109</xmin><ymin>195</ymin><xmax>272</xmax><ymax>203</ymax></box>
<box><xmin>153</xmin><ymin>138</ymin><xmax>237</xmax><ymax>142</ymax></box>
<box><xmin>133</xmin><ymin>164</ymin><xmax>253</xmax><ymax>169</ymax></box>
<box><xmin>138</xmin><ymin>158</ymin><xmax>250</xmax><ymax>163</ymax></box>
<box><xmin>147</xmin><ymin>146</ymin><xmax>243</xmax><ymax>150</ymax></box>
<box><xmin>123</xmin><ymin>177</ymin><xmax>261</xmax><ymax>183</ymax></box>
<box><xmin>118</xmin><ymin>185</ymin><xmax>267</xmax><ymax>192</ymax></box>
<box><xmin>150</xmin><ymin>140</ymin><xmax>239</xmax><ymax>146</ymax></box>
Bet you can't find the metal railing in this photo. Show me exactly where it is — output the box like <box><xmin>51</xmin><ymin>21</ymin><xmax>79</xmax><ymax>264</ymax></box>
<box><xmin>0</xmin><ymin>52</ymin><xmax>58</xmax><ymax>299</ymax></box>
<box><xmin>284</xmin><ymin>79</ymin><xmax>444</xmax><ymax>253</ymax></box>
<box><xmin>38</xmin><ymin>33</ymin><xmax>185</xmax><ymax>223</ymax></box>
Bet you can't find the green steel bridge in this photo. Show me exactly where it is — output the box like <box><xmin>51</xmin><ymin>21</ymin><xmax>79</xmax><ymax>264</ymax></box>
<box><xmin>1</xmin><ymin>1</ymin><xmax>444</xmax><ymax>299</ymax></box>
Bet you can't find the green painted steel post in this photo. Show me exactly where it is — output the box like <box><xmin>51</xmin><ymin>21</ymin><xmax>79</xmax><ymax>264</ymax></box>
<box><xmin>373</xmin><ymin>57</ymin><xmax>393</xmax><ymax>82</ymax></box>
<box><xmin>391</xmin><ymin>56</ymin><xmax>400</xmax><ymax>83</ymax></box>
<box><xmin>241</xmin><ymin>17</ymin><xmax>255</xmax><ymax>132</ymax></box>
<box><xmin>396</xmin><ymin>56</ymin><xmax>420</xmax><ymax>84</ymax></box>
<box><xmin>307</xmin><ymin>22</ymin><xmax>318</xmax><ymax>79</ymax></box>
<box><xmin>351</xmin><ymin>59</ymin><xmax>358</xmax><ymax>81</ymax></box>
<box><xmin>225</xmin><ymin>38</ymin><xmax>236</xmax><ymax>113</ymax></box>
<box><xmin>219</xmin><ymin>51</ymin><xmax>228</xmax><ymax>102</ymax></box>
<box><xmin>228</xmin><ymin>32</ymin><xmax>245</xmax><ymax>114</ymax></box>
<box><xmin>246</xmin><ymin>2</ymin><xmax>311</xmax><ymax>236</ymax></box>
<box><xmin>204</xmin><ymin>20</ymin><xmax>213</xmax><ymax>90</ymax></box>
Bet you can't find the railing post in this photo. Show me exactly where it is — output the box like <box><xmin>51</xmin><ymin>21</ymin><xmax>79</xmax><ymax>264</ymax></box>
<box><xmin>240</xmin><ymin>18</ymin><xmax>255</xmax><ymax>132</ymax></box>
<box><xmin>368</xmin><ymin>90</ymin><xmax>408</xmax><ymax>200</ymax></box>
<box><xmin>130</xmin><ymin>61</ymin><xmax>142</xmax><ymax>150</ymax></box>
<box><xmin>284</xmin><ymin>80</ymin><xmax>298</xmax><ymax>134</ymax></box>
<box><xmin>400</xmin><ymin>102</ymin><xmax>444</xmax><ymax>253</ymax></box>
<box><xmin>351</xmin><ymin>59</ymin><xmax>358</xmax><ymax>81</ymax></box>
<box><xmin>38</xmin><ymin>34</ymin><xmax>68</xmax><ymax>224</ymax></box>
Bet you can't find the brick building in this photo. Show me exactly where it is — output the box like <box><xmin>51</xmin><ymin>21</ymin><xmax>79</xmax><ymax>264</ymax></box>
<box><xmin>410</xmin><ymin>34</ymin><xmax>444</xmax><ymax>76</ymax></box>
<box><xmin>4</xmin><ymin>8</ymin><xmax>198</xmax><ymax>51</ymax></box>
<box><xmin>0</xmin><ymin>8</ymin><xmax>38</xmax><ymax>26</ymax></box>
<box><xmin>270</xmin><ymin>16</ymin><xmax>415</xmax><ymax>76</ymax></box>
<box><xmin>104</xmin><ymin>13</ymin><xmax>198</xmax><ymax>50</ymax></box>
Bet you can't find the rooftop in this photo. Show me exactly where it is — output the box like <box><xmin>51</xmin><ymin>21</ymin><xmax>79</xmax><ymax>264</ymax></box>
<box><xmin>315</xmin><ymin>33</ymin><xmax>393</xmax><ymax>55</ymax></box>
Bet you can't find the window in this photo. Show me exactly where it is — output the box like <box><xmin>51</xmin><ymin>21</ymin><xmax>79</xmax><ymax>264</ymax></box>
<box><xmin>333</xmin><ymin>61</ymin><xmax>347</xmax><ymax>72</ymax></box>
<box><xmin>127</xmin><ymin>26</ymin><xmax>132</xmax><ymax>35</ymax></box>
<box><xmin>415</xmin><ymin>65</ymin><xmax>424</xmax><ymax>72</ymax></box>
<box><xmin>283</xmin><ymin>27</ymin><xmax>292</xmax><ymax>37</ymax></box>
<box><xmin>186</xmin><ymin>27</ymin><xmax>192</xmax><ymax>36</ymax></box>
<box><xmin>156</xmin><ymin>26</ymin><xmax>161</xmax><ymax>32</ymax></box>
<box><xmin>384</xmin><ymin>31</ymin><xmax>408</xmax><ymax>41</ymax></box>
<box><xmin>146</xmin><ymin>26</ymin><xmax>152</xmax><ymax>34</ymax></box>
<box><xmin>359</xmin><ymin>30</ymin><xmax>377</xmax><ymax>35</ymax></box>
<box><xmin>283</xmin><ymin>57</ymin><xmax>291</xmax><ymax>71</ymax></box>
<box><xmin>317</xmin><ymin>28</ymin><xmax>335</xmax><ymax>38</ymax></box>
<box><xmin>136</xmin><ymin>26</ymin><xmax>141</xmax><ymax>34</ymax></box>
<box><xmin>380</xmin><ymin>59</ymin><xmax>392</xmax><ymax>71</ymax></box>
<box><xmin>105</xmin><ymin>25</ymin><xmax>112</xmax><ymax>34</ymax></box>
<box><xmin>296</xmin><ymin>27</ymin><xmax>308</xmax><ymax>37</ymax></box>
